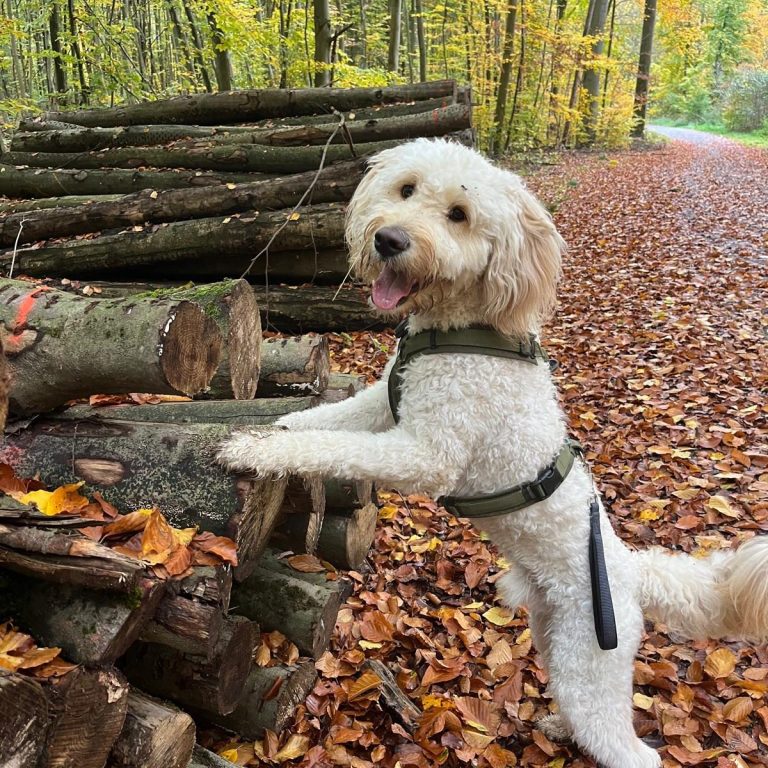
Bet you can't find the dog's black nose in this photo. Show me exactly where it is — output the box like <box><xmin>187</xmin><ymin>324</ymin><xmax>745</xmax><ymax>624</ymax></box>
<box><xmin>374</xmin><ymin>227</ymin><xmax>410</xmax><ymax>260</ymax></box>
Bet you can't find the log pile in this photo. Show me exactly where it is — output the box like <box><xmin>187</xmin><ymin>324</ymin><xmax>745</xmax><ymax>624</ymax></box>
<box><xmin>0</xmin><ymin>274</ymin><xmax>381</xmax><ymax>766</ymax></box>
<box><xmin>2</xmin><ymin>80</ymin><xmax>473</xmax><ymax>331</ymax></box>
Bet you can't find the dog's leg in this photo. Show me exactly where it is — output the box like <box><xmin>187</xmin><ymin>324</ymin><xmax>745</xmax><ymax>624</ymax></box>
<box><xmin>218</xmin><ymin>427</ymin><xmax>464</xmax><ymax>491</ymax></box>
<box><xmin>544</xmin><ymin>599</ymin><xmax>660</xmax><ymax>768</ymax></box>
<box><xmin>276</xmin><ymin>379</ymin><xmax>394</xmax><ymax>433</ymax></box>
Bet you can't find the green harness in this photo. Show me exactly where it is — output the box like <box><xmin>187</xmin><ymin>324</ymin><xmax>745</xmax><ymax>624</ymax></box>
<box><xmin>387</xmin><ymin>319</ymin><xmax>618</xmax><ymax>650</ymax></box>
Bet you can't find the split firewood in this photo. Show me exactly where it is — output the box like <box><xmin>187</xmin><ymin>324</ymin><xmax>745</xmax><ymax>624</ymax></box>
<box><xmin>3</xmin><ymin>572</ymin><xmax>164</xmax><ymax>664</ymax></box>
<box><xmin>0</xmin><ymin>421</ymin><xmax>288</xmax><ymax>580</ymax></box>
<box><xmin>199</xmin><ymin>660</ymin><xmax>317</xmax><ymax>738</ymax></box>
<box><xmin>122</xmin><ymin>615</ymin><xmax>259</xmax><ymax>716</ymax></box>
<box><xmin>315</xmin><ymin>372</ymin><xmax>367</xmax><ymax>404</ymax></box>
<box><xmin>363</xmin><ymin>659</ymin><xmax>421</xmax><ymax>728</ymax></box>
<box><xmin>169</xmin><ymin>565</ymin><xmax>233</xmax><ymax>610</ymax></box>
<box><xmin>141</xmin><ymin>594</ymin><xmax>223</xmax><ymax>658</ymax></box>
<box><xmin>0</xmin><ymin>278</ymin><xmax>222</xmax><ymax>415</ymax></box>
<box><xmin>109</xmin><ymin>690</ymin><xmax>195</xmax><ymax>768</ymax></box>
<box><xmin>0</xmin><ymin>670</ymin><xmax>48</xmax><ymax>768</ymax></box>
<box><xmin>258</xmin><ymin>335</ymin><xmax>330</xmax><ymax>397</ymax></box>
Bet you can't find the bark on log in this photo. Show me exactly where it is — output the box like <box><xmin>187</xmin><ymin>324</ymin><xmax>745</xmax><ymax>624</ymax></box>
<box><xmin>0</xmin><ymin>194</ymin><xmax>124</xmax><ymax>213</ymax></box>
<box><xmin>2</xmin><ymin>572</ymin><xmax>165</xmax><ymax>664</ymax></box>
<box><xmin>0</xmin><ymin>420</ymin><xmax>288</xmax><ymax>580</ymax></box>
<box><xmin>40</xmin><ymin>666</ymin><xmax>131</xmax><ymax>768</ymax></box>
<box><xmin>199</xmin><ymin>660</ymin><xmax>317</xmax><ymax>738</ymax></box>
<box><xmin>256</xmin><ymin>284</ymin><xmax>385</xmax><ymax>333</ymax></box>
<box><xmin>0</xmin><ymin>162</ymin><xmax>362</xmax><ymax>247</ymax></box>
<box><xmin>141</xmin><ymin>594</ymin><xmax>223</xmax><ymax>658</ymax></box>
<box><xmin>0</xmin><ymin>670</ymin><xmax>48</xmax><ymax>768</ymax></box>
<box><xmin>122</xmin><ymin>615</ymin><xmax>259</xmax><ymax>716</ymax></box>
<box><xmin>40</xmin><ymin>81</ymin><xmax>457</xmax><ymax>127</ymax></box>
<box><xmin>6</xmin><ymin>137</ymin><xmax>412</xmax><ymax>174</ymax></box>
<box><xmin>170</xmin><ymin>565</ymin><xmax>233</xmax><ymax>609</ymax></box>
<box><xmin>232</xmin><ymin>549</ymin><xmax>347</xmax><ymax>658</ymax></box>
<box><xmin>0</xmin><ymin>278</ymin><xmax>222</xmax><ymax>415</ymax></box>
<box><xmin>277</xmin><ymin>503</ymin><xmax>378</xmax><ymax>570</ymax></box>
<box><xmin>259</xmin><ymin>335</ymin><xmax>330</xmax><ymax>397</ymax></box>
<box><xmin>189</xmin><ymin>745</ymin><xmax>237</xmax><ymax>768</ymax></box>
<box><xmin>0</xmin><ymin>164</ymin><xmax>263</xmax><ymax>199</ymax></box>
<box><xmin>57</xmin><ymin>396</ymin><xmax>318</xmax><ymax>427</ymax></box>
<box><xmin>0</xmin><ymin>524</ymin><xmax>150</xmax><ymax>591</ymax></box>
<box><xmin>143</xmin><ymin>280</ymin><xmax>261</xmax><ymax>400</ymax></box>
<box><xmin>109</xmin><ymin>690</ymin><xmax>195</xmax><ymax>768</ymax></box>
<box><xmin>317</xmin><ymin>372</ymin><xmax>367</xmax><ymax>404</ymax></box>
<box><xmin>1</xmin><ymin>204</ymin><xmax>345</xmax><ymax>278</ymax></box>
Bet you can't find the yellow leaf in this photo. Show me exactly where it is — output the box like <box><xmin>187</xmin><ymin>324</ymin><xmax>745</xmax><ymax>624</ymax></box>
<box><xmin>707</xmin><ymin>495</ymin><xmax>739</xmax><ymax>518</ymax></box>
<box><xmin>219</xmin><ymin>749</ymin><xmax>238</xmax><ymax>762</ymax></box>
<box><xmin>19</xmin><ymin>482</ymin><xmax>89</xmax><ymax>517</ymax></box>
<box><xmin>483</xmin><ymin>606</ymin><xmax>515</xmax><ymax>626</ymax></box>
<box><xmin>225</xmin><ymin>183</ymin><xmax>236</xmax><ymax>189</ymax></box>
<box><xmin>358</xmin><ymin>640</ymin><xmax>382</xmax><ymax>650</ymax></box>
<box><xmin>289</xmin><ymin>212</ymin><xmax>300</xmax><ymax>221</ymax></box>
<box><xmin>149</xmin><ymin>190</ymin><xmax>159</xmax><ymax>199</ymax></box>
<box><xmin>171</xmin><ymin>527</ymin><xmax>197</xmax><ymax>547</ymax></box>
<box><xmin>639</xmin><ymin>509</ymin><xmax>660</xmax><ymax>521</ymax></box>
<box><xmin>378</xmin><ymin>504</ymin><xmax>398</xmax><ymax>520</ymax></box>
<box><xmin>421</xmin><ymin>694</ymin><xmax>454</xmax><ymax>710</ymax></box>
<box><xmin>275</xmin><ymin>734</ymin><xmax>310</xmax><ymax>761</ymax></box>
<box><xmin>549</xmin><ymin>759</ymin><xmax>565</xmax><ymax>768</ymax></box>
<box><xmin>633</xmin><ymin>693</ymin><xmax>655</xmax><ymax>710</ymax></box>
<box><xmin>704</xmin><ymin>647</ymin><xmax>737</xmax><ymax>679</ymax></box>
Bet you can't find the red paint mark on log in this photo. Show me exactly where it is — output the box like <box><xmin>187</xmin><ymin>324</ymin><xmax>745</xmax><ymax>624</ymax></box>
<box><xmin>6</xmin><ymin>287</ymin><xmax>51</xmax><ymax>347</ymax></box>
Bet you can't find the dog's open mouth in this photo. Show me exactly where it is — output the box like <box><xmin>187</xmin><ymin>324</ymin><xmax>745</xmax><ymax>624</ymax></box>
<box><xmin>371</xmin><ymin>265</ymin><xmax>418</xmax><ymax>311</ymax></box>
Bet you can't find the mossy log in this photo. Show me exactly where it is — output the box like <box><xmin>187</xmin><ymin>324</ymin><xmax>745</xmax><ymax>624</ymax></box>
<box><xmin>122</xmin><ymin>615</ymin><xmax>259</xmax><ymax>716</ymax></box>
<box><xmin>0</xmin><ymin>194</ymin><xmax>124</xmax><ymax>213</ymax></box>
<box><xmin>1</xmin><ymin>204</ymin><xmax>344</xmax><ymax>278</ymax></box>
<box><xmin>199</xmin><ymin>660</ymin><xmax>317</xmax><ymax>738</ymax></box>
<box><xmin>0</xmin><ymin>670</ymin><xmax>48</xmax><ymax>768</ymax></box>
<box><xmin>0</xmin><ymin>162</ymin><xmax>362</xmax><ymax>247</ymax></box>
<box><xmin>40</xmin><ymin>81</ymin><xmax>457</xmax><ymax>127</ymax></box>
<box><xmin>1</xmin><ymin>572</ymin><xmax>165</xmax><ymax>665</ymax></box>
<box><xmin>0</xmin><ymin>278</ymin><xmax>222</xmax><ymax>415</ymax></box>
<box><xmin>0</xmin><ymin>420</ymin><xmax>288</xmax><ymax>580</ymax></box>
<box><xmin>39</xmin><ymin>666</ymin><xmax>131</xmax><ymax>768</ymax></box>
<box><xmin>232</xmin><ymin>548</ymin><xmax>349</xmax><ymax>658</ymax></box>
<box><xmin>259</xmin><ymin>335</ymin><xmax>330</xmax><ymax>397</ymax></box>
<box><xmin>0</xmin><ymin>164</ymin><xmax>263</xmax><ymax>199</ymax></box>
<box><xmin>56</xmin><ymin>396</ymin><xmax>318</xmax><ymax>427</ymax></box>
<box><xmin>109</xmin><ymin>691</ymin><xmax>195</xmax><ymax>768</ymax></box>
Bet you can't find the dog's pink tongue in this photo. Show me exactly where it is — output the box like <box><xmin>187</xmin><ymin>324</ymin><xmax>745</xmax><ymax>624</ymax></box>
<box><xmin>371</xmin><ymin>266</ymin><xmax>415</xmax><ymax>310</ymax></box>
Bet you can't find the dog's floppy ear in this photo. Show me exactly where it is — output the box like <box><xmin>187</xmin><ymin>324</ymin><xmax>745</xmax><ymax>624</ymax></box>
<box><xmin>483</xmin><ymin>173</ymin><xmax>564</xmax><ymax>337</ymax></box>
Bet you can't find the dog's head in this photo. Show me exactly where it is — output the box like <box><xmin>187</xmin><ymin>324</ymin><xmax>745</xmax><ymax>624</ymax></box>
<box><xmin>345</xmin><ymin>138</ymin><xmax>565</xmax><ymax>336</ymax></box>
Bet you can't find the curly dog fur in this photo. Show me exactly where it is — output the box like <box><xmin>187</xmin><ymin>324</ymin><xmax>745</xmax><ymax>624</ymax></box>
<box><xmin>219</xmin><ymin>138</ymin><xmax>768</xmax><ymax>768</ymax></box>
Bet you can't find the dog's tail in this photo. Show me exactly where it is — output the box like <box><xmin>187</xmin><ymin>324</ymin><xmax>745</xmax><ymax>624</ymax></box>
<box><xmin>636</xmin><ymin>537</ymin><xmax>768</xmax><ymax>642</ymax></box>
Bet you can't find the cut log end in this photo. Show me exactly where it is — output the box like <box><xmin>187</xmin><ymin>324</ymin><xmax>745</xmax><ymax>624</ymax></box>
<box><xmin>161</xmin><ymin>301</ymin><xmax>222</xmax><ymax>396</ymax></box>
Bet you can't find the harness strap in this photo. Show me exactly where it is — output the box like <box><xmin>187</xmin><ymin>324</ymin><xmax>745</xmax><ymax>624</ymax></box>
<box><xmin>439</xmin><ymin>439</ymin><xmax>580</xmax><ymax>519</ymax></box>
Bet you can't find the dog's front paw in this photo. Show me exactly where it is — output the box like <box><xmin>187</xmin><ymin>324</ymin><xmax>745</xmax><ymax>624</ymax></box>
<box><xmin>217</xmin><ymin>430</ymin><xmax>283</xmax><ymax>475</ymax></box>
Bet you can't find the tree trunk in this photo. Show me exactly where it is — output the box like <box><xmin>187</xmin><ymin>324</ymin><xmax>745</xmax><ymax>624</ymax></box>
<box><xmin>6</xmin><ymin>137</ymin><xmax>419</xmax><ymax>173</ymax></box>
<box><xmin>0</xmin><ymin>162</ymin><xmax>362</xmax><ymax>246</ymax></box>
<box><xmin>581</xmin><ymin>0</ymin><xmax>610</xmax><ymax>144</ymax></box>
<box><xmin>109</xmin><ymin>691</ymin><xmax>195</xmax><ymax>768</ymax></box>
<box><xmin>414</xmin><ymin>0</ymin><xmax>427</xmax><ymax>81</ymax></box>
<box><xmin>199</xmin><ymin>660</ymin><xmax>317</xmax><ymax>737</ymax></box>
<box><xmin>181</xmin><ymin>0</ymin><xmax>213</xmax><ymax>92</ymax></box>
<box><xmin>387</xmin><ymin>0</ymin><xmax>402</xmax><ymax>72</ymax></box>
<box><xmin>40</xmin><ymin>80</ymin><xmax>458</xmax><ymax>126</ymax></box>
<box><xmin>490</xmin><ymin>0</ymin><xmax>517</xmax><ymax>155</ymax></box>
<box><xmin>631</xmin><ymin>0</ymin><xmax>657</xmax><ymax>138</ymax></box>
<box><xmin>2</xmin><ymin>572</ymin><xmax>164</xmax><ymax>664</ymax></box>
<box><xmin>313</xmin><ymin>0</ymin><xmax>332</xmax><ymax>86</ymax></box>
<box><xmin>0</xmin><ymin>671</ymin><xmax>48</xmax><ymax>768</ymax></box>
<box><xmin>40</xmin><ymin>667</ymin><xmax>131</xmax><ymax>768</ymax></box>
<box><xmin>48</xmin><ymin>1</ymin><xmax>68</xmax><ymax>97</ymax></box>
<box><xmin>0</xmin><ymin>164</ymin><xmax>263</xmax><ymax>199</ymax></box>
<box><xmin>207</xmin><ymin>12</ymin><xmax>233</xmax><ymax>91</ymax></box>
<box><xmin>1</xmin><ymin>204</ymin><xmax>345</xmax><ymax>278</ymax></box>
<box><xmin>0</xmin><ymin>279</ymin><xmax>222</xmax><ymax>414</ymax></box>
<box><xmin>0</xmin><ymin>420</ymin><xmax>288</xmax><ymax>579</ymax></box>
<box><xmin>259</xmin><ymin>335</ymin><xmax>330</xmax><ymax>397</ymax></box>
<box><xmin>122</xmin><ymin>615</ymin><xmax>259</xmax><ymax>716</ymax></box>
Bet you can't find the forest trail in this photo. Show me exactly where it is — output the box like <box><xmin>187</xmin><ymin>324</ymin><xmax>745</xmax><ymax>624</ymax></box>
<box><xmin>647</xmin><ymin>124</ymin><xmax>730</xmax><ymax>145</ymax></box>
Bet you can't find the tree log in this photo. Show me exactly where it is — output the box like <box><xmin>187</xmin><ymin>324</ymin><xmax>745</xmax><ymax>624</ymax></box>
<box><xmin>40</xmin><ymin>81</ymin><xmax>457</xmax><ymax>126</ymax></box>
<box><xmin>189</xmin><ymin>745</ymin><xmax>237</xmax><ymax>768</ymax></box>
<box><xmin>170</xmin><ymin>565</ymin><xmax>232</xmax><ymax>609</ymax></box>
<box><xmin>0</xmin><ymin>336</ymin><xmax>8</xmax><ymax>431</ymax></box>
<box><xmin>0</xmin><ymin>162</ymin><xmax>362</xmax><ymax>247</ymax></box>
<box><xmin>0</xmin><ymin>279</ymin><xmax>222</xmax><ymax>415</ymax></box>
<box><xmin>199</xmin><ymin>660</ymin><xmax>317</xmax><ymax>738</ymax></box>
<box><xmin>259</xmin><ymin>335</ymin><xmax>330</xmax><ymax>397</ymax></box>
<box><xmin>2</xmin><ymin>572</ymin><xmax>165</xmax><ymax>664</ymax></box>
<box><xmin>141</xmin><ymin>594</ymin><xmax>223</xmax><ymax>658</ymax></box>
<box><xmin>122</xmin><ymin>615</ymin><xmax>259</xmax><ymax>716</ymax></box>
<box><xmin>0</xmin><ymin>420</ymin><xmax>288</xmax><ymax>580</ymax></box>
<box><xmin>0</xmin><ymin>164</ymin><xmax>264</xmax><ymax>199</ymax></box>
<box><xmin>57</xmin><ymin>396</ymin><xmax>318</xmax><ymax>426</ymax></box>
<box><xmin>109</xmin><ymin>690</ymin><xmax>195</xmax><ymax>768</ymax></box>
<box><xmin>277</xmin><ymin>503</ymin><xmax>378</xmax><ymax>570</ymax></box>
<box><xmin>6</xmin><ymin>137</ymin><xmax>412</xmax><ymax>174</ymax></box>
<box><xmin>232</xmin><ymin>549</ymin><xmax>347</xmax><ymax>658</ymax></box>
<box><xmin>0</xmin><ymin>194</ymin><xmax>124</xmax><ymax>213</ymax></box>
<box><xmin>40</xmin><ymin>666</ymin><xmax>131</xmax><ymax>768</ymax></box>
<box><xmin>317</xmin><ymin>372</ymin><xmax>367</xmax><ymax>404</ymax></box>
<box><xmin>143</xmin><ymin>280</ymin><xmax>261</xmax><ymax>400</ymax></box>
<box><xmin>0</xmin><ymin>670</ymin><xmax>48</xmax><ymax>768</ymax></box>
<box><xmin>1</xmin><ymin>204</ymin><xmax>345</xmax><ymax>278</ymax></box>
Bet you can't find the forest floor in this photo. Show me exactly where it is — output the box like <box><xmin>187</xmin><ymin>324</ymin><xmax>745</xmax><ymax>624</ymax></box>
<box><xmin>211</xmin><ymin>136</ymin><xmax>768</xmax><ymax>768</ymax></box>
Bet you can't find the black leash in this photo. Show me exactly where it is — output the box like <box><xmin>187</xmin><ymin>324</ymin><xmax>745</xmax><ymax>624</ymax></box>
<box><xmin>588</xmin><ymin>497</ymin><xmax>618</xmax><ymax>650</ymax></box>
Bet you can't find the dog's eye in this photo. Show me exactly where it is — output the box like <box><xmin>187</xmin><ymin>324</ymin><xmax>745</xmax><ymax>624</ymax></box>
<box><xmin>401</xmin><ymin>184</ymin><xmax>415</xmax><ymax>199</ymax></box>
<box><xmin>448</xmin><ymin>207</ymin><xmax>467</xmax><ymax>222</ymax></box>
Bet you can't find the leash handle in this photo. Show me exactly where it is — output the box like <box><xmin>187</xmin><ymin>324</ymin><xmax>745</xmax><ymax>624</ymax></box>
<box><xmin>589</xmin><ymin>498</ymin><xmax>618</xmax><ymax>650</ymax></box>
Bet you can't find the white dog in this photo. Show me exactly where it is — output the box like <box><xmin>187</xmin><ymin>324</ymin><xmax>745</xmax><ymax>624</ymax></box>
<box><xmin>219</xmin><ymin>138</ymin><xmax>768</xmax><ymax>768</ymax></box>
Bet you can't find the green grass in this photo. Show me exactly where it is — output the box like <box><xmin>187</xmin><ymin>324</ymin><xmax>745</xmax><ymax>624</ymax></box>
<box><xmin>650</xmin><ymin>117</ymin><xmax>768</xmax><ymax>149</ymax></box>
